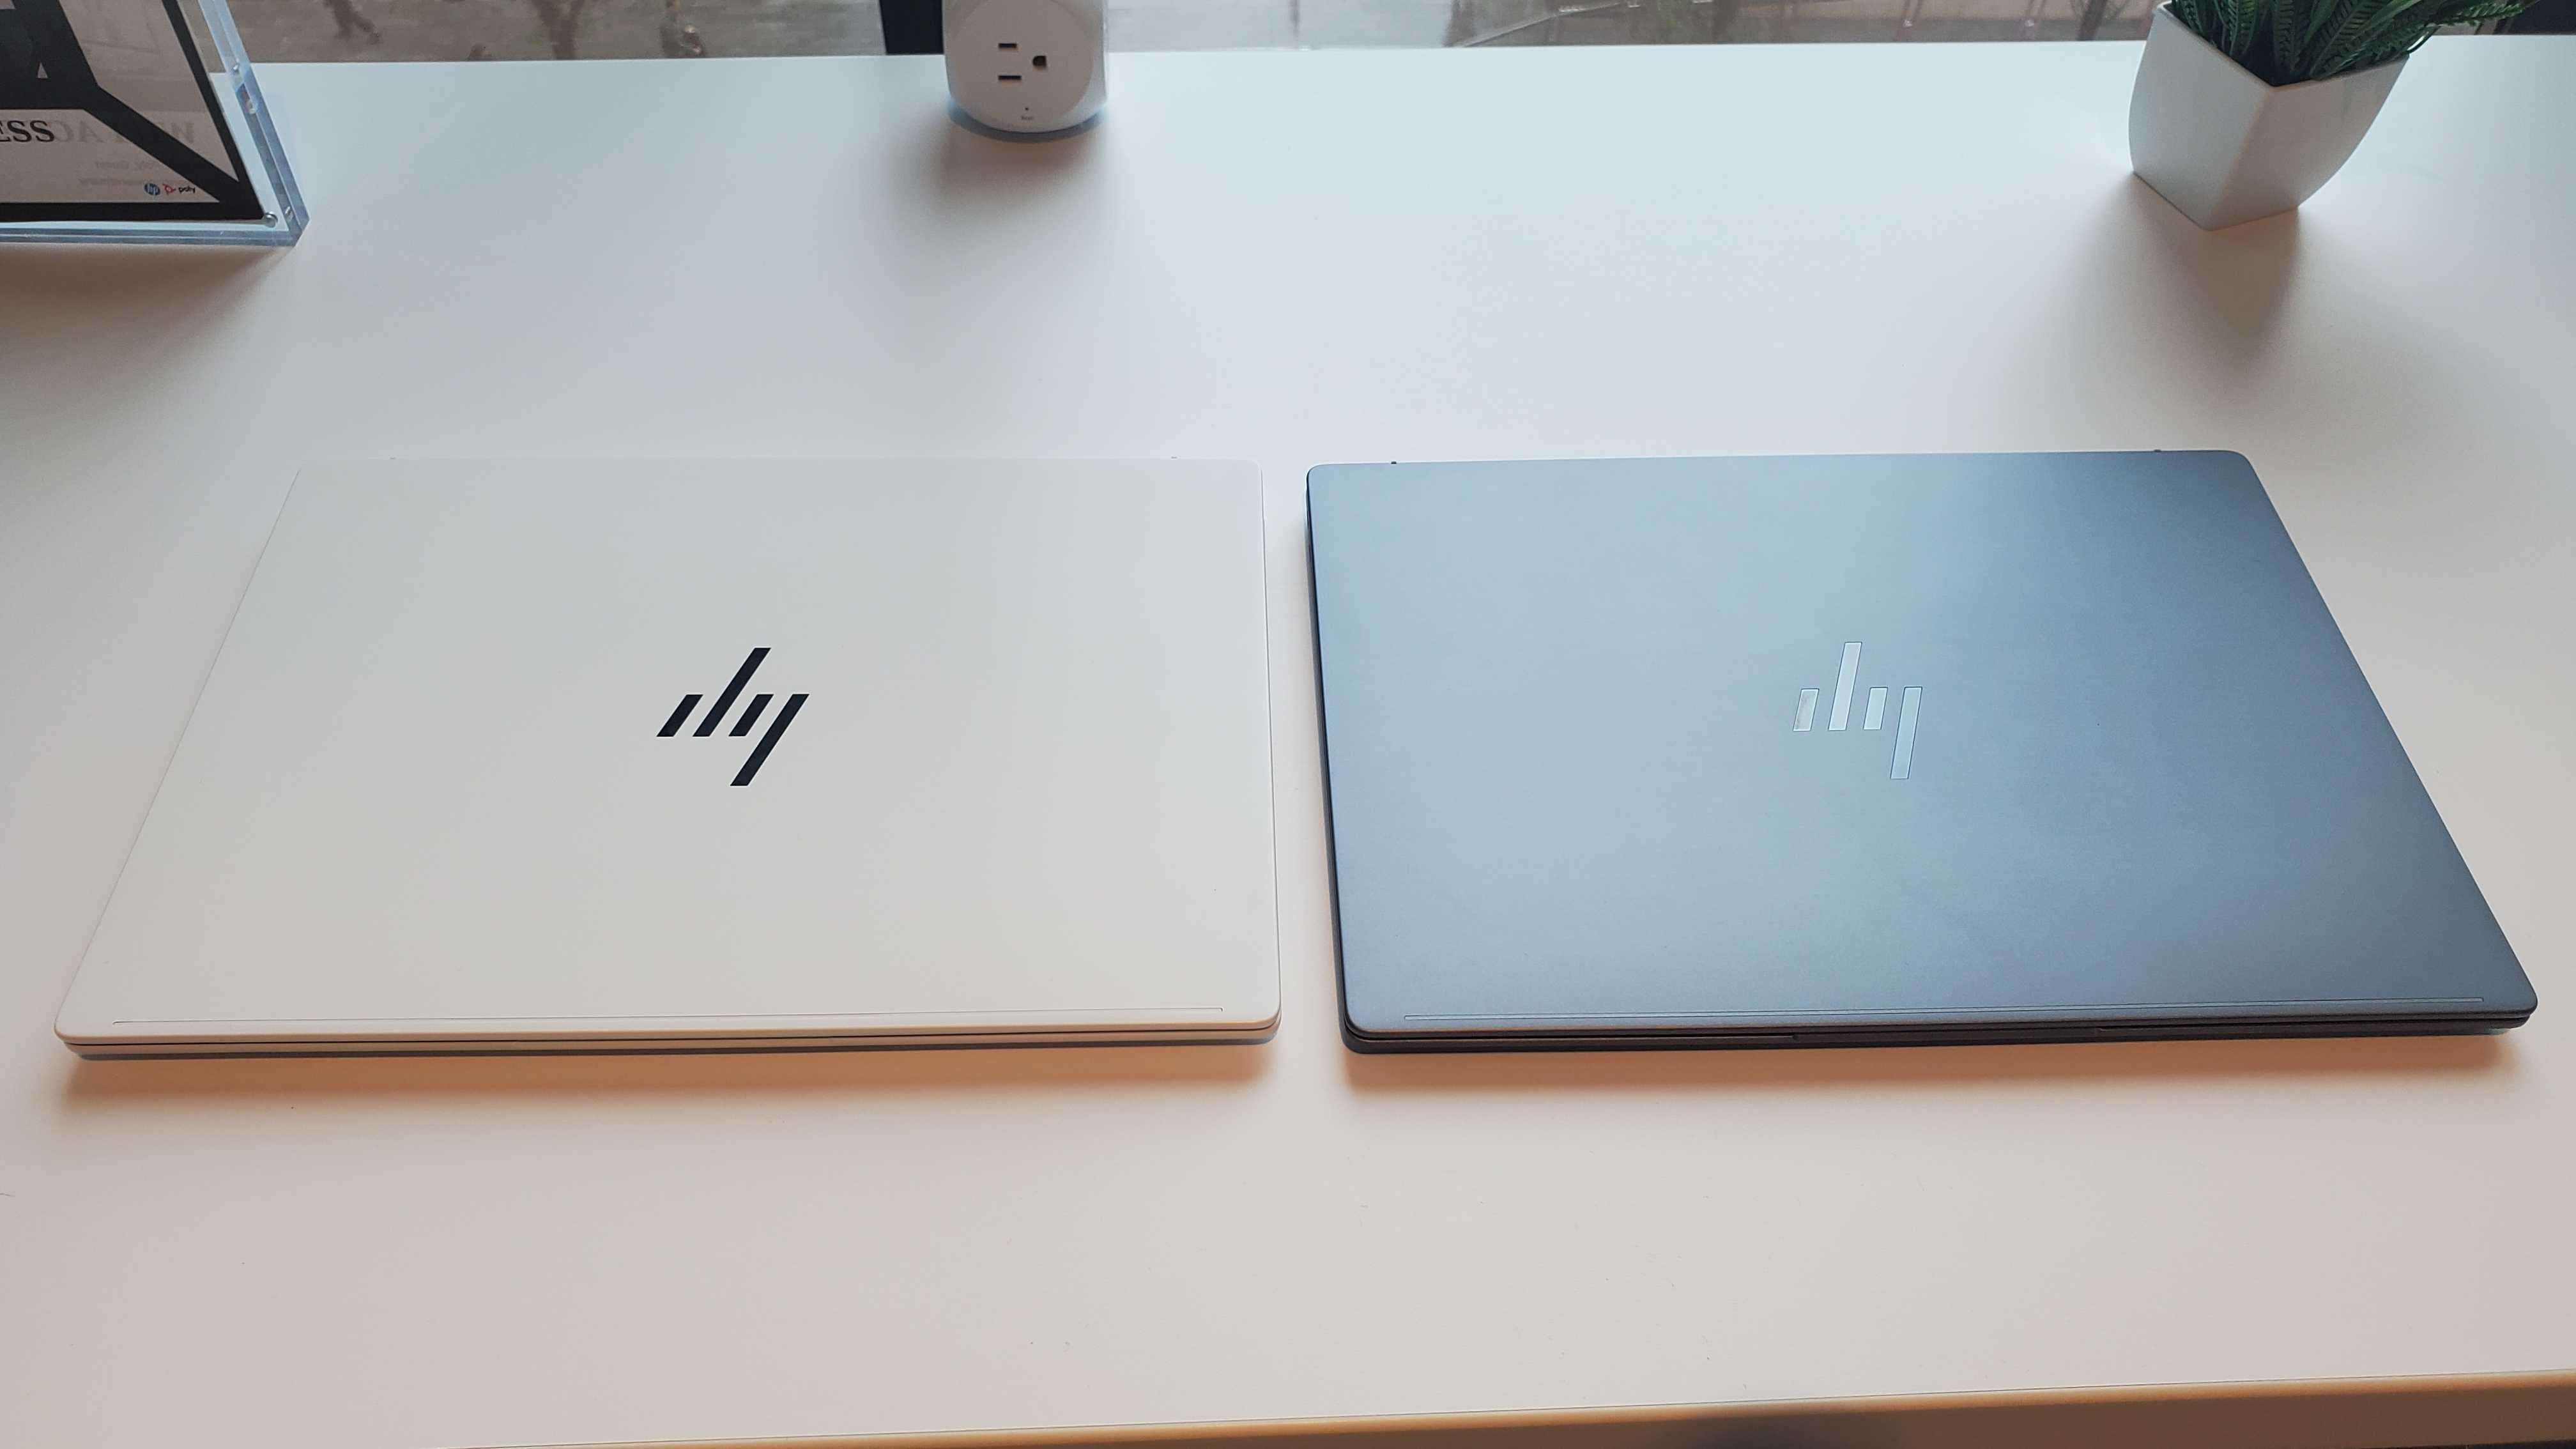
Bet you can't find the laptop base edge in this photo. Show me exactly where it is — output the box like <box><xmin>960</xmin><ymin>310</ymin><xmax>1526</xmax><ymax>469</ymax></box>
<box><xmin>1342</xmin><ymin>1013</ymin><xmax>2528</xmax><ymax>1054</ymax></box>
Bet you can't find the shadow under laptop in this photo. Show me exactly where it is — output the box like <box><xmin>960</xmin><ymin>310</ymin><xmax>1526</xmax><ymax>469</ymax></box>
<box><xmin>59</xmin><ymin>1036</ymin><xmax>1273</xmax><ymax>1103</ymax></box>
<box><xmin>1339</xmin><ymin>1030</ymin><xmax>2515</xmax><ymax>1094</ymax></box>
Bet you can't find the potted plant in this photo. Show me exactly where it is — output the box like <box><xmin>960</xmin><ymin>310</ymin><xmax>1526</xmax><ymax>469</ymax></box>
<box><xmin>2129</xmin><ymin>0</ymin><xmax>2536</xmax><ymax>229</ymax></box>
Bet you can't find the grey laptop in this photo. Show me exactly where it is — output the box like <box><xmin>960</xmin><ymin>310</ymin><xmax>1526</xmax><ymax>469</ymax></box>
<box><xmin>1307</xmin><ymin>452</ymin><xmax>2534</xmax><ymax>1051</ymax></box>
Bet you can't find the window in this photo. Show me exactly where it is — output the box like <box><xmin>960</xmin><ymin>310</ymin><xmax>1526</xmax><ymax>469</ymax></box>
<box><xmin>227</xmin><ymin>0</ymin><xmax>2543</xmax><ymax>64</ymax></box>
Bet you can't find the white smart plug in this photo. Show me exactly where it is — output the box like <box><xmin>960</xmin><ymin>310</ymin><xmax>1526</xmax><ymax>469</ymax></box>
<box><xmin>944</xmin><ymin>0</ymin><xmax>1106</xmax><ymax>135</ymax></box>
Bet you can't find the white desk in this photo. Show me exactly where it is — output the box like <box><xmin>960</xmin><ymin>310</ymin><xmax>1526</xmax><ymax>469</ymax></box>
<box><xmin>4</xmin><ymin>40</ymin><xmax>2575</xmax><ymax>1449</ymax></box>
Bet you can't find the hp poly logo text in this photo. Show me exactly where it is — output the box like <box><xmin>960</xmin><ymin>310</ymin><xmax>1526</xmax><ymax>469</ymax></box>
<box><xmin>1792</xmin><ymin>641</ymin><xmax>1922</xmax><ymax>779</ymax></box>
<box><xmin>658</xmin><ymin>648</ymin><xmax>808</xmax><ymax>786</ymax></box>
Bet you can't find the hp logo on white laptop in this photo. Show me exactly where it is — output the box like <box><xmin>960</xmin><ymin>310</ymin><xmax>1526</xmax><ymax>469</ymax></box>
<box><xmin>658</xmin><ymin>648</ymin><xmax>809</xmax><ymax>786</ymax></box>
<box><xmin>1792</xmin><ymin>641</ymin><xmax>1921</xmax><ymax>779</ymax></box>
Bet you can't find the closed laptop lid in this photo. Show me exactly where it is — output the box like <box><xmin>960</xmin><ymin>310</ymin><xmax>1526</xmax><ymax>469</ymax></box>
<box><xmin>61</xmin><ymin>458</ymin><xmax>1280</xmax><ymax>1054</ymax></box>
<box><xmin>1308</xmin><ymin>452</ymin><xmax>2533</xmax><ymax>1045</ymax></box>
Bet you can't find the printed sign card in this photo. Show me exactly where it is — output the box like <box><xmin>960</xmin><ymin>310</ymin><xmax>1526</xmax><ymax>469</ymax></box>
<box><xmin>1</xmin><ymin>0</ymin><xmax>264</xmax><ymax>222</ymax></box>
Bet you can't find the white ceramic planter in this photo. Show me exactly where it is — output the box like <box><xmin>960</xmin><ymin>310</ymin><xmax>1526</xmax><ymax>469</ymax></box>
<box><xmin>2128</xmin><ymin>3</ymin><xmax>2405</xmax><ymax>230</ymax></box>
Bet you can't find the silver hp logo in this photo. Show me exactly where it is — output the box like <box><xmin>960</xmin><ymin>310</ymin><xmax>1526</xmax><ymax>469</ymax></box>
<box><xmin>658</xmin><ymin>648</ymin><xmax>809</xmax><ymax>786</ymax></box>
<box><xmin>1792</xmin><ymin>641</ymin><xmax>1921</xmax><ymax>779</ymax></box>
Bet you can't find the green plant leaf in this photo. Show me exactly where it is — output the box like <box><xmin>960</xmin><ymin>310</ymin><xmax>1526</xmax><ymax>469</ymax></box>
<box><xmin>2171</xmin><ymin>0</ymin><xmax>2540</xmax><ymax>82</ymax></box>
<box><xmin>2271</xmin><ymin>0</ymin><xmax>2300</xmax><ymax>82</ymax></box>
<box><xmin>2293</xmin><ymin>0</ymin><xmax>2366</xmax><ymax>74</ymax></box>
<box><xmin>2312</xmin><ymin>0</ymin><xmax>2435</xmax><ymax>77</ymax></box>
<box><xmin>2220</xmin><ymin>0</ymin><xmax>2257</xmax><ymax>59</ymax></box>
<box><xmin>2301</xmin><ymin>0</ymin><xmax>2361</xmax><ymax>54</ymax></box>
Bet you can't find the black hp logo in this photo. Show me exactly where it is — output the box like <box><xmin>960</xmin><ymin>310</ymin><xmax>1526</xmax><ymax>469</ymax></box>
<box><xmin>658</xmin><ymin>648</ymin><xmax>808</xmax><ymax>786</ymax></box>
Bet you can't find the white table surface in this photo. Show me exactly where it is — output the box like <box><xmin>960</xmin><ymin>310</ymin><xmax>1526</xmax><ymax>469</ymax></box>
<box><xmin>4</xmin><ymin>38</ymin><xmax>2575</xmax><ymax>1449</ymax></box>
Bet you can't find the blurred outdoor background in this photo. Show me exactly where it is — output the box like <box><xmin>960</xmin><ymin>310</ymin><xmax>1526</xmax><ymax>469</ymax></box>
<box><xmin>230</xmin><ymin>0</ymin><xmax>2566</xmax><ymax>65</ymax></box>
<box><xmin>233</xmin><ymin>0</ymin><xmax>2158</xmax><ymax>63</ymax></box>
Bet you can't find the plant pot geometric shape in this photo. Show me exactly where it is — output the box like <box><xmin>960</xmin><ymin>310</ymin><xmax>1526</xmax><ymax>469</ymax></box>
<box><xmin>2129</xmin><ymin>3</ymin><xmax>2404</xmax><ymax>230</ymax></box>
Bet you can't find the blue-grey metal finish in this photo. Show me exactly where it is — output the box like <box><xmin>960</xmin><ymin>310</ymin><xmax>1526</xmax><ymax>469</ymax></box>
<box><xmin>1307</xmin><ymin>452</ymin><xmax>2535</xmax><ymax>1050</ymax></box>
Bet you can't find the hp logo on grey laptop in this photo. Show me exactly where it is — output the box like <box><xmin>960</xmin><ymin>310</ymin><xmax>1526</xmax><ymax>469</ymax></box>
<box><xmin>658</xmin><ymin>648</ymin><xmax>808</xmax><ymax>786</ymax></box>
<box><xmin>1793</xmin><ymin>641</ymin><xmax>1922</xmax><ymax>779</ymax></box>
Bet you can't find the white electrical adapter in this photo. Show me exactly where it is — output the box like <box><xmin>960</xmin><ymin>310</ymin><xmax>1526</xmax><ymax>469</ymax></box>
<box><xmin>944</xmin><ymin>0</ymin><xmax>1106</xmax><ymax>135</ymax></box>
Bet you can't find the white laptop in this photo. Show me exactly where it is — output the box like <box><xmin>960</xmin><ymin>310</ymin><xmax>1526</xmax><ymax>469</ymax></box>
<box><xmin>59</xmin><ymin>459</ymin><xmax>1281</xmax><ymax>1056</ymax></box>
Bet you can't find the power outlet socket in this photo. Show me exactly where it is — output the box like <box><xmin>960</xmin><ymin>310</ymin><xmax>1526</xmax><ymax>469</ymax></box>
<box><xmin>945</xmin><ymin>0</ymin><xmax>1106</xmax><ymax>135</ymax></box>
